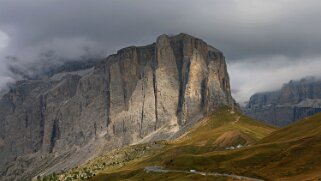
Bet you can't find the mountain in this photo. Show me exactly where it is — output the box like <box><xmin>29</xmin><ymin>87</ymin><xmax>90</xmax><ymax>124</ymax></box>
<box><xmin>244</xmin><ymin>77</ymin><xmax>321</xmax><ymax>126</ymax></box>
<box><xmin>0</xmin><ymin>33</ymin><xmax>235</xmax><ymax>180</ymax></box>
<box><xmin>59</xmin><ymin>109</ymin><xmax>321</xmax><ymax>181</ymax></box>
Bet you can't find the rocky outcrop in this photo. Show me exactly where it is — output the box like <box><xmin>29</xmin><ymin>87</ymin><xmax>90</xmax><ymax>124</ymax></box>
<box><xmin>0</xmin><ymin>33</ymin><xmax>234</xmax><ymax>180</ymax></box>
<box><xmin>244</xmin><ymin>78</ymin><xmax>321</xmax><ymax>126</ymax></box>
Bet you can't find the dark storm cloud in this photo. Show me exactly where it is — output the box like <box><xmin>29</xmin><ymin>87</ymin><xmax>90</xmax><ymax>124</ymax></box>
<box><xmin>0</xmin><ymin>0</ymin><xmax>321</xmax><ymax>101</ymax></box>
<box><xmin>1</xmin><ymin>0</ymin><xmax>321</xmax><ymax>59</ymax></box>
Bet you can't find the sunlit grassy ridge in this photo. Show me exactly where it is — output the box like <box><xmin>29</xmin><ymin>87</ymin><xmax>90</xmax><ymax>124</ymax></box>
<box><xmin>175</xmin><ymin>108</ymin><xmax>275</xmax><ymax>146</ymax></box>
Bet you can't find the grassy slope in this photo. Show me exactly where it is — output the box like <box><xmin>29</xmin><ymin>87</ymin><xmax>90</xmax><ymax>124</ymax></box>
<box><xmin>200</xmin><ymin>112</ymin><xmax>321</xmax><ymax>181</ymax></box>
<box><xmin>155</xmin><ymin>112</ymin><xmax>321</xmax><ymax>181</ymax></box>
<box><xmin>175</xmin><ymin>108</ymin><xmax>275</xmax><ymax>146</ymax></box>
<box><xmin>260</xmin><ymin>113</ymin><xmax>321</xmax><ymax>143</ymax></box>
<box><xmin>59</xmin><ymin>109</ymin><xmax>321</xmax><ymax>180</ymax></box>
<box><xmin>79</xmin><ymin>108</ymin><xmax>277</xmax><ymax>181</ymax></box>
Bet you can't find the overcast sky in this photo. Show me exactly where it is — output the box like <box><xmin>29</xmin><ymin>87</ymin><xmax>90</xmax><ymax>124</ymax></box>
<box><xmin>0</xmin><ymin>0</ymin><xmax>321</xmax><ymax>103</ymax></box>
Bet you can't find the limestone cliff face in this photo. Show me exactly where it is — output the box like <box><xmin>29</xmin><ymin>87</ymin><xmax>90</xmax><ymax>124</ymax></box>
<box><xmin>244</xmin><ymin>78</ymin><xmax>321</xmax><ymax>126</ymax></box>
<box><xmin>0</xmin><ymin>33</ymin><xmax>234</xmax><ymax>180</ymax></box>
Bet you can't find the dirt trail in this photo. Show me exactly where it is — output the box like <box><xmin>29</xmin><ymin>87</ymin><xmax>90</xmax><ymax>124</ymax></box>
<box><xmin>144</xmin><ymin>166</ymin><xmax>264</xmax><ymax>181</ymax></box>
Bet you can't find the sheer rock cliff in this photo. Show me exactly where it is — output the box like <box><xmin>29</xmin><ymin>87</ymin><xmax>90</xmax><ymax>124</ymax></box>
<box><xmin>0</xmin><ymin>33</ymin><xmax>234</xmax><ymax>180</ymax></box>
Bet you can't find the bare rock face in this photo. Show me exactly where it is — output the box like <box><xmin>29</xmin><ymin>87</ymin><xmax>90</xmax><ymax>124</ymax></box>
<box><xmin>244</xmin><ymin>78</ymin><xmax>321</xmax><ymax>126</ymax></box>
<box><xmin>0</xmin><ymin>33</ymin><xmax>234</xmax><ymax>180</ymax></box>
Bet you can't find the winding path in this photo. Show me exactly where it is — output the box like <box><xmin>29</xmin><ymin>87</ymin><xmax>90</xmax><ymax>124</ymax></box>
<box><xmin>144</xmin><ymin>166</ymin><xmax>264</xmax><ymax>181</ymax></box>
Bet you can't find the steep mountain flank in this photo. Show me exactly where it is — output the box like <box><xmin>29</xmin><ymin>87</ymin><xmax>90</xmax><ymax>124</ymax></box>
<box><xmin>244</xmin><ymin>78</ymin><xmax>321</xmax><ymax>126</ymax></box>
<box><xmin>0</xmin><ymin>33</ymin><xmax>234</xmax><ymax>180</ymax></box>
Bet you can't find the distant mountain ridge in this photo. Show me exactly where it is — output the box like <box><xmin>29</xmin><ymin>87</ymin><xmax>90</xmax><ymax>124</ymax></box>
<box><xmin>244</xmin><ymin>77</ymin><xmax>321</xmax><ymax>126</ymax></box>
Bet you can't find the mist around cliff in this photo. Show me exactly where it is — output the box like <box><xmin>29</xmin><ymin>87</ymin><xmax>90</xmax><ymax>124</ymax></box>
<box><xmin>229</xmin><ymin>56</ymin><xmax>321</xmax><ymax>103</ymax></box>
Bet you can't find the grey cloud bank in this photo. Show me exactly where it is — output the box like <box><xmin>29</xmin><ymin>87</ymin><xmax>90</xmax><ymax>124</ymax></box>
<box><xmin>0</xmin><ymin>0</ymin><xmax>321</xmax><ymax>102</ymax></box>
